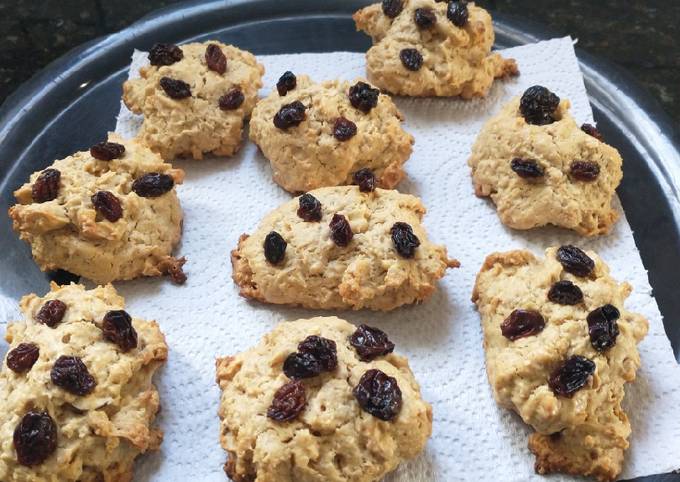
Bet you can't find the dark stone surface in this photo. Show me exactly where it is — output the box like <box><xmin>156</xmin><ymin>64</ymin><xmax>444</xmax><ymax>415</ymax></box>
<box><xmin>0</xmin><ymin>0</ymin><xmax>678</xmax><ymax>124</ymax></box>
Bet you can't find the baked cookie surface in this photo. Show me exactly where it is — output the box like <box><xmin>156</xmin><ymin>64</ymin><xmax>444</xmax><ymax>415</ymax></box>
<box><xmin>231</xmin><ymin>186</ymin><xmax>458</xmax><ymax>311</ymax></box>
<box><xmin>472</xmin><ymin>247</ymin><xmax>648</xmax><ymax>481</ymax></box>
<box><xmin>0</xmin><ymin>283</ymin><xmax>168</xmax><ymax>482</ymax></box>
<box><xmin>468</xmin><ymin>86</ymin><xmax>623</xmax><ymax>236</ymax></box>
<box><xmin>353</xmin><ymin>0</ymin><xmax>517</xmax><ymax>97</ymax></box>
<box><xmin>249</xmin><ymin>74</ymin><xmax>414</xmax><ymax>193</ymax></box>
<box><xmin>9</xmin><ymin>134</ymin><xmax>186</xmax><ymax>284</ymax></box>
<box><xmin>123</xmin><ymin>41</ymin><xmax>264</xmax><ymax>160</ymax></box>
<box><xmin>216</xmin><ymin>316</ymin><xmax>432</xmax><ymax>482</ymax></box>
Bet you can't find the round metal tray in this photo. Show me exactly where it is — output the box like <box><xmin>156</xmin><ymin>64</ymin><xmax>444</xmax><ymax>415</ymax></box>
<box><xmin>0</xmin><ymin>1</ymin><xmax>678</xmax><ymax>480</ymax></box>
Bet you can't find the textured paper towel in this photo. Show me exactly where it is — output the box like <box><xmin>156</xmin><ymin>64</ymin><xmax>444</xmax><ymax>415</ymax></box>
<box><xmin>2</xmin><ymin>36</ymin><xmax>679</xmax><ymax>481</ymax></box>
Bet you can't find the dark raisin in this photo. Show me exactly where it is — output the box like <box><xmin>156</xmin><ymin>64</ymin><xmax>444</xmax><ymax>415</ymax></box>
<box><xmin>32</xmin><ymin>168</ymin><xmax>61</xmax><ymax>203</ymax></box>
<box><xmin>353</xmin><ymin>168</ymin><xmax>376</xmax><ymax>193</ymax></box>
<box><xmin>273</xmin><ymin>101</ymin><xmax>306</xmax><ymax>129</ymax></box>
<box><xmin>329</xmin><ymin>214</ymin><xmax>353</xmax><ymax>247</ymax></box>
<box><xmin>264</xmin><ymin>231</ymin><xmax>287</xmax><ymax>265</ymax></box>
<box><xmin>382</xmin><ymin>0</ymin><xmax>403</xmax><ymax>18</ymax></box>
<box><xmin>349</xmin><ymin>324</ymin><xmax>395</xmax><ymax>361</ymax></box>
<box><xmin>132</xmin><ymin>173</ymin><xmax>174</xmax><ymax>197</ymax></box>
<box><xmin>50</xmin><ymin>355</ymin><xmax>96</xmax><ymax>396</ymax></box>
<box><xmin>511</xmin><ymin>158</ymin><xmax>545</xmax><ymax>179</ymax></box>
<box><xmin>205</xmin><ymin>44</ymin><xmax>227</xmax><ymax>74</ymax></box>
<box><xmin>501</xmin><ymin>309</ymin><xmax>546</xmax><ymax>341</ymax></box>
<box><xmin>391</xmin><ymin>222</ymin><xmax>420</xmax><ymax>258</ymax></box>
<box><xmin>102</xmin><ymin>310</ymin><xmax>138</xmax><ymax>352</ymax></box>
<box><xmin>333</xmin><ymin>117</ymin><xmax>357</xmax><ymax>141</ymax></box>
<box><xmin>13</xmin><ymin>411</ymin><xmax>57</xmax><ymax>466</ymax></box>
<box><xmin>36</xmin><ymin>300</ymin><xmax>67</xmax><ymax>328</ymax></box>
<box><xmin>587</xmin><ymin>304</ymin><xmax>620</xmax><ymax>351</ymax></box>
<box><xmin>547</xmin><ymin>280</ymin><xmax>583</xmax><ymax>305</ymax></box>
<box><xmin>349</xmin><ymin>82</ymin><xmax>380</xmax><ymax>113</ymax></box>
<box><xmin>548</xmin><ymin>355</ymin><xmax>596</xmax><ymax>398</ymax></box>
<box><xmin>159</xmin><ymin>77</ymin><xmax>191</xmax><ymax>99</ymax></box>
<box><xmin>283</xmin><ymin>352</ymin><xmax>322</xmax><ymax>379</ymax></box>
<box><xmin>447</xmin><ymin>1</ymin><xmax>469</xmax><ymax>27</ymax></box>
<box><xmin>400</xmin><ymin>48</ymin><xmax>423</xmax><ymax>71</ymax></box>
<box><xmin>91</xmin><ymin>191</ymin><xmax>123</xmax><ymax>222</ymax></box>
<box><xmin>414</xmin><ymin>8</ymin><xmax>437</xmax><ymax>28</ymax></box>
<box><xmin>148</xmin><ymin>43</ymin><xmax>183</xmax><ymax>66</ymax></box>
<box><xmin>297</xmin><ymin>193</ymin><xmax>322</xmax><ymax>222</ymax></box>
<box><xmin>219</xmin><ymin>88</ymin><xmax>244</xmax><ymax>110</ymax></box>
<box><xmin>298</xmin><ymin>336</ymin><xmax>337</xmax><ymax>372</ymax></box>
<box><xmin>276</xmin><ymin>71</ymin><xmax>297</xmax><ymax>96</ymax></box>
<box><xmin>520</xmin><ymin>85</ymin><xmax>560</xmax><ymax>125</ymax></box>
<box><xmin>581</xmin><ymin>123</ymin><xmax>603</xmax><ymax>141</ymax></box>
<box><xmin>570</xmin><ymin>160</ymin><xmax>600</xmax><ymax>182</ymax></box>
<box><xmin>7</xmin><ymin>343</ymin><xmax>40</xmax><ymax>373</ymax></box>
<box><xmin>353</xmin><ymin>369</ymin><xmax>402</xmax><ymax>421</ymax></box>
<box><xmin>90</xmin><ymin>141</ymin><xmax>125</xmax><ymax>161</ymax></box>
<box><xmin>267</xmin><ymin>380</ymin><xmax>306</xmax><ymax>422</ymax></box>
<box><xmin>557</xmin><ymin>245</ymin><xmax>594</xmax><ymax>277</ymax></box>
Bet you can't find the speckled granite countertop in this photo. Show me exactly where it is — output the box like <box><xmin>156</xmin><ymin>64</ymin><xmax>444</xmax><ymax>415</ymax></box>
<box><xmin>0</xmin><ymin>0</ymin><xmax>678</xmax><ymax>124</ymax></box>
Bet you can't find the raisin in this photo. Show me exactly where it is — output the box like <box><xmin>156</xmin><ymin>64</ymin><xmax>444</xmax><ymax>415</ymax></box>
<box><xmin>547</xmin><ymin>280</ymin><xmax>583</xmax><ymax>305</ymax></box>
<box><xmin>511</xmin><ymin>158</ymin><xmax>544</xmax><ymax>179</ymax></box>
<box><xmin>276</xmin><ymin>71</ymin><xmax>297</xmax><ymax>96</ymax></box>
<box><xmin>205</xmin><ymin>44</ymin><xmax>227</xmax><ymax>74</ymax></box>
<box><xmin>581</xmin><ymin>123</ymin><xmax>603</xmax><ymax>141</ymax></box>
<box><xmin>520</xmin><ymin>85</ymin><xmax>560</xmax><ymax>125</ymax></box>
<box><xmin>267</xmin><ymin>380</ymin><xmax>306</xmax><ymax>422</ymax></box>
<box><xmin>557</xmin><ymin>245</ymin><xmax>594</xmax><ymax>277</ymax></box>
<box><xmin>333</xmin><ymin>117</ymin><xmax>357</xmax><ymax>141</ymax></box>
<box><xmin>329</xmin><ymin>214</ymin><xmax>353</xmax><ymax>247</ymax></box>
<box><xmin>349</xmin><ymin>82</ymin><xmax>380</xmax><ymax>113</ymax></box>
<box><xmin>13</xmin><ymin>411</ymin><xmax>57</xmax><ymax>466</ymax></box>
<box><xmin>159</xmin><ymin>77</ymin><xmax>191</xmax><ymax>99</ymax></box>
<box><xmin>32</xmin><ymin>168</ymin><xmax>61</xmax><ymax>203</ymax></box>
<box><xmin>353</xmin><ymin>369</ymin><xmax>402</xmax><ymax>421</ymax></box>
<box><xmin>414</xmin><ymin>8</ymin><xmax>437</xmax><ymax>28</ymax></box>
<box><xmin>349</xmin><ymin>324</ymin><xmax>395</xmax><ymax>361</ymax></box>
<box><xmin>501</xmin><ymin>310</ymin><xmax>545</xmax><ymax>341</ymax></box>
<box><xmin>50</xmin><ymin>356</ymin><xmax>96</xmax><ymax>396</ymax></box>
<box><xmin>91</xmin><ymin>191</ymin><xmax>123</xmax><ymax>222</ymax></box>
<box><xmin>7</xmin><ymin>343</ymin><xmax>40</xmax><ymax>373</ymax></box>
<box><xmin>36</xmin><ymin>300</ymin><xmax>67</xmax><ymax>328</ymax></box>
<box><xmin>353</xmin><ymin>168</ymin><xmax>376</xmax><ymax>193</ymax></box>
<box><xmin>297</xmin><ymin>193</ymin><xmax>322</xmax><ymax>222</ymax></box>
<box><xmin>391</xmin><ymin>222</ymin><xmax>420</xmax><ymax>258</ymax></box>
<box><xmin>102</xmin><ymin>310</ymin><xmax>138</xmax><ymax>352</ymax></box>
<box><xmin>382</xmin><ymin>0</ymin><xmax>403</xmax><ymax>18</ymax></box>
<box><xmin>219</xmin><ymin>88</ymin><xmax>244</xmax><ymax>110</ymax></box>
<box><xmin>132</xmin><ymin>173</ymin><xmax>174</xmax><ymax>197</ymax></box>
<box><xmin>587</xmin><ymin>304</ymin><xmax>620</xmax><ymax>351</ymax></box>
<box><xmin>298</xmin><ymin>336</ymin><xmax>337</xmax><ymax>372</ymax></box>
<box><xmin>570</xmin><ymin>160</ymin><xmax>600</xmax><ymax>182</ymax></box>
<box><xmin>273</xmin><ymin>101</ymin><xmax>306</xmax><ymax>129</ymax></box>
<box><xmin>90</xmin><ymin>141</ymin><xmax>125</xmax><ymax>161</ymax></box>
<box><xmin>447</xmin><ymin>1</ymin><xmax>469</xmax><ymax>27</ymax></box>
<box><xmin>548</xmin><ymin>355</ymin><xmax>595</xmax><ymax>398</ymax></box>
<box><xmin>264</xmin><ymin>231</ymin><xmax>287</xmax><ymax>265</ymax></box>
<box><xmin>148</xmin><ymin>43</ymin><xmax>183</xmax><ymax>66</ymax></box>
<box><xmin>283</xmin><ymin>352</ymin><xmax>322</xmax><ymax>379</ymax></box>
<box><xmin>400</xmin><ymin>48</ymin><xmax>423</xmax><ymax>71</ymax></box>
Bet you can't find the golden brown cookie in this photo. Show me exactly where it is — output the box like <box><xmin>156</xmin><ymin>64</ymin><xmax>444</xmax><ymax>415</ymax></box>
<box><xmin>472</xmin><ymin>246</ymin><xmax>648</xmax><ymax>481</ymax></box>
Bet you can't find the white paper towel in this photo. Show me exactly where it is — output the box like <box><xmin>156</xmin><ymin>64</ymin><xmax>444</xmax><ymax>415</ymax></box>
<box><xmin>2</xmin><ymin>36</ymin><xmax>679</xmax><ymax>482</ymax></box>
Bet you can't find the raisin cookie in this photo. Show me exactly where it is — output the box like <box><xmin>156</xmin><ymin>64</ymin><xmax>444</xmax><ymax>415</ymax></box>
<box><xmin>123</xmin><ymin>41</ymin><xmax>264</xmax><ymax>160</ymax></box>
<box><xmin>216</xmin><ymin>316</ymin><xmax>431</xmax><ymax>482</ymax></box>
<box><xmin>353</xmin><ymin>0</ymin><xmax>517</xmax><ymax>97</ymax></box>
<box><xmin>231</xmin><ymin>185</ymin><xmax>458</xmax><ymax>311</ymax></box>
<box><xmin>8</xmin><ymin>134</ymin><xmax>186</xmax><ymax>284</ymax></box>
<box><xmin>249</xmin><ymin>74</ymin><xmax>414</xmax><ymax>193</ymax></box>
<box><xmin>468</xmin><ymin>86</ymin><xmax>623</xmax><ymax>236</ymax></box>
<box><xmin>0</xmin><ymin>283</ymin><xmax>168</xmax><ymax>481</ymax></box>
<box><xmin>472</xmin><ymin>246</ymin><xmax>648</xmax><ymax>481</ymax></box>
